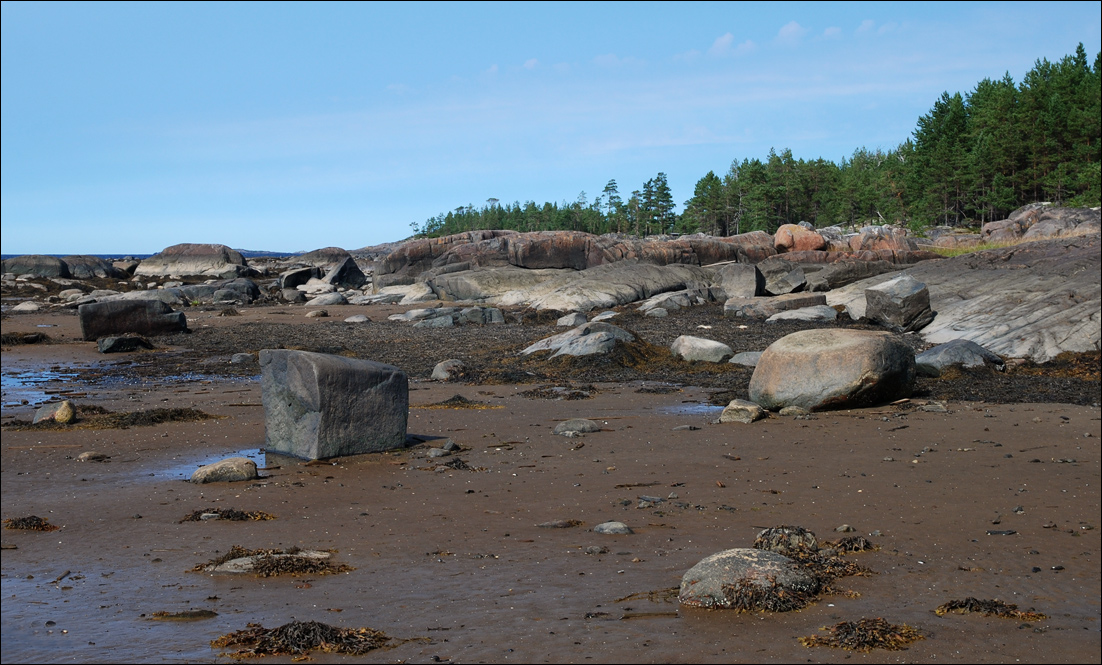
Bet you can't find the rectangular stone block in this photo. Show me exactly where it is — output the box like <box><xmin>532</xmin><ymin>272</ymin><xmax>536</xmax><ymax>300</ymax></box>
<box><xmin>78</xmin><ymin>300</ymin><xmax>188</xmax><ymax>340</ymax></box>
<box><xmin>723</xmin><ymin>293</ymin><xmax>827</xmax><ymax>320</ymax></box>
<box><xmin>260</xmin><ymin>350</ymin><xmax>409</xmax><ymax>460</ymax></box>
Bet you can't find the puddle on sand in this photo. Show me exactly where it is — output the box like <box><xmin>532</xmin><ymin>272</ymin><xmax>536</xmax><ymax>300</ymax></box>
<box><xmin>1</xmin><ymin>369</ymin><xmax>80</xmax><ymax>408</ymax></box>
<box><xmin>157</xmin><ymin>448</ymin><xmax>266</xmax><ymax>480</ymax></box>
<box><xmin>659</xmin><ymin>402</ymin><xmax>724</xmax><ymax>416</ymax></box>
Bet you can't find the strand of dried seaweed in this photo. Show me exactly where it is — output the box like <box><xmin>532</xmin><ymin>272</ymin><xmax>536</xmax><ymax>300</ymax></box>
<box><xmin>799</xmin><ymin>617</ymin><xmax>924</xmax><ymax>652</ymax></box>
<box><xmin>3</xmin><ymin>515</ymin><xmax>59</xmax><ymax>531</ymax></box>
<box><xmin>935</xmin><ymin>597</ymin><xmax>1047</xmax><ymax>621</ymax></box>
<box><xmin>212</xmin><ymin>620</ymin><xmax>391</xmax><ymax>658</ymax></box>
<box><xmin>179</xmin><ymin>508</ymin><xmax>276</xmax><ymax>523</ymax></box>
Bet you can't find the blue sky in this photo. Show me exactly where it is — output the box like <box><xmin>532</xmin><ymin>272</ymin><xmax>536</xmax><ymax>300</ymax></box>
<box><xmin>2</xmin><ymin>1</ymin><xmax>1099</xmax><ymax>255</ymax></box>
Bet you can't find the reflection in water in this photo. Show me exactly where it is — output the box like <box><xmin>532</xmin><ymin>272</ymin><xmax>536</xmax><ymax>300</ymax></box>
<box><xmin>1</xmin><ymin>369</ymin><xmax>80</xmax><ymax>407</ymax></box>
<box><xmin>158</xmin><ymin>448</ymin><xmax>266</xmax><ymax>480</ymax></box>
<box><xmin>658</xmin><ymin>402</ymin><xmax>724</xmax><ymax>416</ymax></box>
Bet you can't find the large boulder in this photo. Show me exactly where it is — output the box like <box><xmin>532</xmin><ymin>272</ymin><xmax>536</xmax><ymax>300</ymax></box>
<box><xmin>260</xmin><ymin>350</ymin><xmax>409</xmax><ymax>460</ymax></box>
<box><xmin>428</xmin><ymin>266</ymin><xmax>569</xmax><ymax>301</ymax></box>
<box><xmin>864</xmin><ymin>274</ymin><xmax>935</xmax><ymax>332</ymax></box>
<box><xmin>279</xmin><ymin>266</ymin><xmax>321</xmax><ymax>290</ymax></box>
<box><xmin>710</xmin><ymin>263</ymin><xmax>764</xmax><ymax>298</ymax></box>
<box><xmin>804</xmin><ymin>260</ymin><xmax>898</xmax><ymax>292</ymax></box>
<box><xmin>749</xmin><ymin>329</ymin><xmax>916</xmax><ymax>411</ymax></box>
<box><xmin>297</xmin><ymin>246</ymin><xmax>354</xmax><ymax>268</ymax></box>
<box><xmin>78</xmin><ymin>300</ymin><xmax>188</xmax><ymax>341</ymax></box>
<box><xmin>1</xmin><ymin>255</ymin><xmax>70</xmax><ymax>278</ymax></box>
<box><xmin>321</xmin><ymin>256</ymin><xmax>367</xmax><ymax>290</ymax></box>
<box><xmin>135</xmin><ymin>243</ymin><xmax>251</xmax><ymax>279</ymax></box>
<box><xmin>774</xmin><ymin>224</ymin><xmax>826</xmax><ymax>252</ymax></box>
<box><xmin>757</xmin><ymin>257</ymin><xmax>806</xmax><ymax>295</ymax></box>
<box><xmin>915</xmin><ymin>339</ymin><xmax>1003</xmax><ymax>377</ymax></box>
<box><xmin>61</xmin><ymin>256</ymin><xmax>127</xmax><ymax>279</ymax></box>
<box><xmin>848</xmin><ymin>226</ymin><xmax>918</xmax><ymax>252</ymax></box>
<box><xmin>678</xmin><ymin>548</ymin><xmax>819</xmax><ymax>610</ymax></box>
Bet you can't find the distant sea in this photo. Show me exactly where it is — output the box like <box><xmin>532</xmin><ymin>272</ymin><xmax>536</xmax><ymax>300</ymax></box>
<box><xmin>1</xmin><ymin>250</ymin><xmax>299</xmax><ymax>261</ymax></box>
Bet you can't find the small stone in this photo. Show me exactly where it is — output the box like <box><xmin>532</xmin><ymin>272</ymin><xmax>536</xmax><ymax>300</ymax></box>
<box><xmin>728</xmin><ymin>351</ymin><xmax>762</xmax><ymax>367</ymax></box>
<box><xmin>779</xmin><ymin>405</ymin><xmax>810</xmax><ymax>417</ymax></box>
<box><xmin>12</xmin><ymin>301</ymin><xmax>41</xmax><ymax>313</ymax></box>
<box><xmin>427</xmin><ymin>448</ymin><xmax>451</xmax><ymax>458</ymax></box>
<box><xmin>554</xmin><ymin>419</ymin><xmax>601</xmax><ymax>436</ymax></box>
<box><xmin>718</xmin><ymin>399</ymin><xmax>765</xmax><ymax>424</ymax></box>
<box><xmin>593</xmin><ymin>521</ymin><xmax>633</xmax><ymax>535</ymax></box>
<box><xmin>835</xmin><ymin>524</ymin><xmax>856</xmax><ymax>533</ymax></box>
<box><xmin>33</xmin><ymin>400</ymin><xmax>75</xmax><ymax>425</ymax></box>
<box><xmin>644</xmin><ymin>308</ymin><xmax>668</xmax><ymax>318</ymax></box>
<box><xmin>305</xmin><ymin>309</ymin><xmax>328</xmax><ymax>318</ymax></box>
<box><xmin>536</xmin><ymin>519</ymin><xmax>582</xmax><ymax>529</ymax></box>
<box><xmin>76</xmin><ymin>451</ymin><xmax>109</xmax><ymax>462</ymax></box>
<box><xmin>591</xmin><ymin>311</ymin><xmax>619</xmax><ymax>322</ymax></box>
<box><xmin>584</xmin><ymin>546</ymin><xmax>609</xmax><ymax>555</ymax></box>
<box><xmin>343</xmin><ymin>314</ymin><xmax>371</xmax><ymax>323</ymax></box>
<box><xmin>921</xmin><ymin>403</ymin><xmax>949</xmax><ymax>413</ymax></box>
<box><xmin>97</xmin><ymin>335</ymin><xmax>155</xmax><ymax>354</ymax></box>
<box><xmin>556</xmin><ymin>312</ymin><xmax>587</xmax><ymax>327</ymax></box>
<box><xmin>230</xmin><ymin>353</ymin><xmax>254</xmax><ymax>364</ymax></box>
<box><xmin>442</xmin><ymin>439</ymin><xmax>460</xmax><ymax>451</ymax></box>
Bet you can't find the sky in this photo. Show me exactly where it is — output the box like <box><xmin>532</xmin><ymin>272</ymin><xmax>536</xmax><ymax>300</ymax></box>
<box><xmin>2</xmin><ymin>1</ymin><xmax>1100</xmax><ymax>255</ymax></box>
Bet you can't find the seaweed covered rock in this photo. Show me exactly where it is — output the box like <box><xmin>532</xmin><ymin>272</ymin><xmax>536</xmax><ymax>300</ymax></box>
<box><xmin>749</xmin><ymin>329</ymin><xmax>915</xmax><ymax>411</ymax></box>
<box><xmin>679</xmin><ymin>548</ymin><xmax>819</xmax><ymax>610</ymax></box>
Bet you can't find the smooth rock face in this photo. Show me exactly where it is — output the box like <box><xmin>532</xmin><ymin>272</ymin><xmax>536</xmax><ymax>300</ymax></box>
<box><xmin>765</xmin><ymin>305</ymin><xmax>838</xmax><ymax>322</ymax></box>
<box><xmin>190</xmin><ymin>457</ymin><xmax>258</xmax><ymax>484</ymax></box>
<box><xmin>12</xmin><ymin>301</ymin><xmax>40</xmax><ymax>312</ymax></box>
<box><xmin>774</xmin><ymin>224</ymin><xmax>826</xmax><ymax>252</ymax></box>
<box><xmin>864</xmin><ymin>274</ymin><xmax>934</xmax><ymax>332</ymax></box>
<box><xmin>260</xmin><ymin>350</ymin><xmax>409</xmax><ymax>460</ymax></box>
<box><xmin>78</xmin><ymin>300</ymin><xmax>188</xmax><ymax>341</ymax></box>
<box><xmin>805</xmin><ymin>260</ymin><xmax>898</xmax><ymax>292</ymax></box>
<box><xmin>711</xmin><ymin>263</ymin><xmax>765</xmax><ymax>298</ymax></box>
<box><xmin>321</xmin><ymin>256</ymin><xmax>367</xmax><ymax>290</ymax></box>
<box><xmin>719</xmin><ymin>399</ymin><xmax>765</xmax><ymax>423</ymax></box>
<box><xmin>724</xmin><ymin>293</ymin><xmax>827</xmax><ymax>320</ymax></box>
<box><xmin>915</xmin><ymin>339</ymin><xmax>1003</xmax><ymax>377</ymax></box>
<box><xmin>671</xmin><ymin>335</ymin><xmax>734</xmax><ymax>363</ymax></box>
<box><xmin>557</xmin><ymin>312</ymin><xmax>588</xmax><ymax>327</ymax></box>
<box><xmin>306</xmin><ymin>292</ymin><xmax>348</xmax><ymax>307</ymax></box>
<box><xmin>135</xmin><ymin>243</ymin><xmax>250</xmax><ymax>279</ymax></box>
<box><xmin>758</xmin><ymin>257</ymin><xmax>807</xmax><ymax>295</ymax></box>
<box><xmin>496</xmin><ymin>261</ymin><xmax>713</xmax><ymax>312</ymax></box>
<box><xmin>729</xmin><ymin>351</ymin><xmax>763</xmax><ymax>367</ymax></box>
<box><xmin>827</xmin><ymin>234</ymin><xmax>1099</xmax><ymax>362</ymax></box>
<box><xmin>33</xmin><ymin>400</ymin><xmax>75</xmax><ymax>425</ymax></box>
<box><xmin>553</xmin><ymin>418</ymin><xmax>601</xmax><ymax>435</ymax></box>
<box><xmin>1</xmin><ymin>255</ymin><xmax>70</xmax><ymax>278</ymax></box>
<box><xmin>431</xmin><ymin>359</ymin><xmax>466</xmax><ymax>381</ymax></box>
<box><xmin>521</xmin><ymin>323</ymin><xmax>635</xmax><ymax>358</ymax></box>
<box><xmin>280</xmin><ymin>266</ymin><xmax>321</xmax><ymax>290</ymax></box>
<box><xmin>749</xmin><ymin>329</ymin><xmax>915</xmax><ymax>411</ymax></box>
<box><xmin>679</xmin><ymin>548</ymin><xmax>819</xmax><ymax>609</ymax></box>
<box><xmin>848</xmin><ymin>225</ymin><xmax>917</xmax><ymax>252</ymax></box>
<box><xmin>62</xmin><ymin>255</ymin><xmax>127</xmax><ymax>279</ymax></box>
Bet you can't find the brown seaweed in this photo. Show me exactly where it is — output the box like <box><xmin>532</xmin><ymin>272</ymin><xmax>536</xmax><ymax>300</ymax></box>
<box><xmin>799</xmin><ymin>617</ymin><xmax>924</xmax><ymax>652</ymax></box>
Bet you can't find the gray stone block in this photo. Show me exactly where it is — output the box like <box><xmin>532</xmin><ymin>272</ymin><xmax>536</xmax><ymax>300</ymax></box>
<box><xmin>78</xmin><ymin>300</ymin><xmax>188</xmax><ymax>341</ymax></box>
<box><xmin>260</xmin><ymin>350</ymin><xmax>408</xmax><ymax>460</ymax></box>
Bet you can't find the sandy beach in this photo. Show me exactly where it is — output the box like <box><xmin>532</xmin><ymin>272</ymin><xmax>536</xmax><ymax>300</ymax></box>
<box><xmin>2</xmin><ymin>304</ymin><xmax>1099</xmax><ymax>663</ymax></box>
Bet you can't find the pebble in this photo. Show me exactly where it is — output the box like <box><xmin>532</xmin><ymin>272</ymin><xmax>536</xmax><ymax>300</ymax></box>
<box><xmin>584</xmin><ymin>546</ymin><xmax>609</xmax><ymax>555</ymax></box>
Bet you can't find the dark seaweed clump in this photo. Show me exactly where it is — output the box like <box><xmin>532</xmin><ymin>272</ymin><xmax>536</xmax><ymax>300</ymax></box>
<box><xmin>3</xmin><ymin>515</ymin><xmax>59</xmax><ymax>531</ymax></box>
<box><xmin>194</xmin><ymin>545</ymin><xmax>352</xmax><ymax>577</ymax></box>
<box><xmin>3</xmin><ymin>406</ymin><xmax>219</xmax><ymax>431</ymax></box>
<box><xmin>179</xmin><ymin>508</ymin><xmax>276</xmax><ymax>523</ymax></box>
<box><xmin>719</xmin><ymin>577</ymin><xmax>819</xmax><ymax>613</ymax></box>
<box><xmin>212</xmin><ymin>620</ymin><xmax>391</xmax><ymax>658</ymax></box>
<box><xmin>799</xmin><ymin>617</ymin><xmax>924</xmax><ymax>652</ymax></box>
<box><xmin>418</xmin><ymin>394</ymin><xmax>501</xmax><ymax>409</ymax></box>
<box><xmin>935</xmin><ymin>597</ymin><xmax>1047</xmax><ymax>621</ymax></box>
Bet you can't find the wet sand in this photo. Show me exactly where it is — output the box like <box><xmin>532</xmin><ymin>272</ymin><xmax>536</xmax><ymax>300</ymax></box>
<box><xmin>2</xmin><ymin>307</ymin><xmax>1099</xmax><ymax>663</ymax></box>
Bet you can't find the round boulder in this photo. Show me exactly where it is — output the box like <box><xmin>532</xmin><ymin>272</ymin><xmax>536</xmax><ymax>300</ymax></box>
<box><xmin>749</xmin><ymin>329</ymin><xmax>915</xmax><ymax>411</ymax></box>
<box><xmin>671</xmin><ymin>335</ymin><xmax>733</xmax><ymax>363</ymax></box>
<box><xmin>679</xmin><ymin>548</ymin><xmax>819</xmax><ymax>610</ymax></box>
<box><xmin>190</xmin><ymin>457</ymin><xmax>259</xmax><ymax>484</ymax></box>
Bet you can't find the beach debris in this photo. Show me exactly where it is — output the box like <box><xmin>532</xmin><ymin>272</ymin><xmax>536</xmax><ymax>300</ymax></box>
<box><xmin>934</xmin><ymin>598</ymin><xmax>1047</xmax><ymax>621</ymax></box>
<box><xmin>824</xmin><ymin>536</ymin><xmax>879</xmax><ymax>553</ymax></box>
<box><xmin>151</xmin><ymin>609</ymin><xmax>218</xmax><ymax>621</ymax></box>
<box><xmin>190</xmin><ymin>457</ymin><xmax>259</xmax><ymax>484</ymax></box>
<box><xmin>536</xmin><ymin>519</ymin><xmax>583</xmax><ymax>529</ymax></box>
<box><xmin>799</xmin><ymin>617</ymin><xmax>925</xmax><ymax>652</ymax></box>
<box><xmin>179</xmin><ymin>508</ymin><xmax>276</xmax><ymax>523</ymax></box>
<box><xmin>553</xmin><ymin>418</ymin><xmax>601</xmax><ymax>436</ymax></box>
<box><xmin>97</xmin><ymin>334</ymin><xmax>155</xmax><ymax>354</ymax></box>
<box><xmin>4</xmin><ymin>406</ymin><xmax>220</xmax><ymax>431</ymax></box>
<box><xmin>261</xmin><ymin>350</ymin><xmax>408</xmax><ymax>459</ymax></box>
<box><xmin>416</xmin><ymin>394</ymin><xmax>500</xmax><ymax>410</ymax></box>
<box><xmin>194</xmin><ymin>545</ymin><xmax>353</xmax><ymax>576</ymax></box>
<box><xmin>212</xmin><ymin>620</ymin><xmax>392</xmax><ymax>658</ymax></box>
<box><xmin>4</xmin><ymin>515</ymin><xmax>59</xmax><ymax>531</ymax></box>
<box><xmin>521</xmin><ymin>384</ymin><xmax>600</xmax><ymax>400</ymax></box>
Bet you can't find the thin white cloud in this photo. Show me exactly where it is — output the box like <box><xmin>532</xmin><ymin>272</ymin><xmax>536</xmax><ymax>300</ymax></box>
<box><xmin>708</xmin><ymin>32</ymin><xmax>734</xmax><ymax>56</ymax></box>
<box><xmin>593</xmin><ymin>53</ymin><xmax>644</xmax><ymax>67</ymax></box>
<box><xmin>878</xmin><ymin>22</ymin><xmax>898</xmax><ymax>34</ymax></box>
<box><xmin>523</xmin><ymin>58</ymin><xmax>539</xmax><ymax>70</ymax></box>
<box><xmin>777</xmin><ymin>21</ymin><xmax>808</xmax><ymax>45</ymax></box>
<box><xmin>856</xmin><ymin>19</ymin><xmax>875</xmax><ymax>34</ymax></box>
<box><xmin>823</xmin><ymin>26</ymin><xmax>841</xmax><ymax>38</ymax></box>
